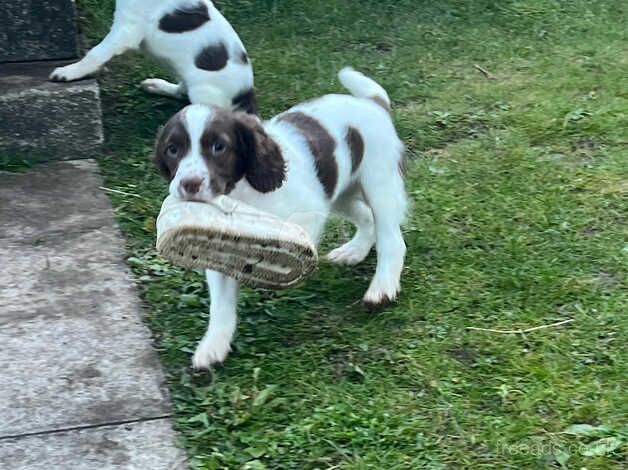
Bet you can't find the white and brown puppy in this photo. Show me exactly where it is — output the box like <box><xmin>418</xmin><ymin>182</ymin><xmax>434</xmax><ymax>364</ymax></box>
<box><xmin>154</xmin><ymin>68</ymin><xmax>407</xmax><ymax>369</ymax></box>
<box><xmin>50</xmin><ymin>0</ymin><xmax>255</xmax><ymax>113</ymax></box>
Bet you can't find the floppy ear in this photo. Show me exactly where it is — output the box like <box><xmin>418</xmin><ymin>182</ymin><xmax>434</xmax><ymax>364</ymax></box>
<box><xmin>234</xmin><ymin>114</ymin><xmax>286</xmax><ymax>193</ymax></box>
<box><xmin>152</xmin><ymin>125</ymin><xmax>172</xmax><ymax>181</ymax></box>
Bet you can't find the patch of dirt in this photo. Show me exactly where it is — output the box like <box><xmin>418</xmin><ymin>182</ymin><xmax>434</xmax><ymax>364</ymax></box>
<box><xmin>448</xmin><ymin>345</ymin><xmax>479</xmax><ymax>366</ymax></box>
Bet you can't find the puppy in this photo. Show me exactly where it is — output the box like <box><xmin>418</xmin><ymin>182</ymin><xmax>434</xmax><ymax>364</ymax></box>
<box><xmin>51</xmin><ymin>0</ymin><xmax>255</xmax><ymax>113</ymax></box>
<box><xmin>153</xmin><ymin>68</ymin><xmax>407</xmax><ymax>369</ymax></box>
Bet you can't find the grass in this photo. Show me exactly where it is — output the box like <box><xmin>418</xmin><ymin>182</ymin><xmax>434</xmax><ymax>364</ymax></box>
<box><xmin>76</xmin><ymin>0</ymin><xmax>627</xmax><ymax>468</ymax></box>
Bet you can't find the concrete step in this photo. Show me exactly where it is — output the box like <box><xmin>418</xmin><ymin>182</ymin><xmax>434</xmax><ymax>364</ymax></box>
<box><xmin>0</xmin><ymin>160</ymin><xmax>186</xmax><ymax>468</ymax></box>
<box><xmin>0</xmin><ymin>419</ymin><xmax>187</xmax><ymax>470</ymax></box>
<box><xmin>0</xmin><ymin>61</ymin><xmax>103</xmax><ymax>162</ymax></box>
<box><xmin>0</xmin><ymin>0</ymin><xmax>78</xmax><ymax>62</ymax></box>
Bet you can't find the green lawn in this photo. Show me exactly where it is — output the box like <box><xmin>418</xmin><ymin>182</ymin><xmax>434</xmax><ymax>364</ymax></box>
<box><xmin>80</xmin><ymin>0</ymin><xmax>626</xmax><ymax>468</ymax></box>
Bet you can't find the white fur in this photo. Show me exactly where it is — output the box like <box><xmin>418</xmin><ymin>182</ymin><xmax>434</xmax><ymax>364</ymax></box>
<box><xmin>50</xmin><ymin>0</ymin><xmax>253</xmax><ymax>108</ymax></box>
<box><xmin>338</xmin><ymin>67</ymin><xmax>391</xmax><ymax>108</ymax></box>
<box><xmin>170</xmin><ymin>69</ymin><xmax>407</xmax><ymax>368</ymax></box>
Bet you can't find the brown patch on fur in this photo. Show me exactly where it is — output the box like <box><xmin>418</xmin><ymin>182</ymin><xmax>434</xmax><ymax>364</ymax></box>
<box><xmin>279</xmin><ymin>112</ymin><xmax>338</xmax><ymax>197</ymax></box>
<box><xmin>200</xmin><ymin>110</ymin><xmax>285</xmax><ymax>194</ymax></box>
<box><xmin>232</xmin><ymin>88</ymin><xmax>257</xmax><ymax>115</ymax></box>
<box><xmin>152</xmin><ymin>112</ymin><xmax>191</xmax><ymax>181</ymax></box>
<box><xmin>195</xmin><ymin>42</ymin><xmax>229</xmax><ymax>71</ymax></box>
<box><xmin>199</xmin><ymin>109</ymin><xmax>245</xmax><ymax>195</ymax></box>
<box><xmin>346</xmin><ymin>126</ymin><xmax>364</xmax><ymax>173</ymax></box>
<box><xmin>239</xmin><ymin>50</ymin><xmax>249</xmax><ymax>64</ymax></box>
<box><xmin>159</xmin><ymin>3</ymin><xmax>210</xmax><ymax>33</ymax></box>
<box><xmin>363</xmin><ymin>295</ymin><xmax>393</xmax><ymax>310</ymax></box>
<box><xmin>370</xmin><ymin>95</ymin><xmax>391</xmax><ymax>113</ymax></box>
<box><xmin>235</xmin><ymin>114</ymin><xmax>286</xmax><ymax>193</ymax></box>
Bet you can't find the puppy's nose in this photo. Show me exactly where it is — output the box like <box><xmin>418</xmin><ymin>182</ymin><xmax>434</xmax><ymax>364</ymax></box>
<box><xmin>180</xmin><ymin>177</ymin><xmax>204</xmax><ymax>196</ymax></box>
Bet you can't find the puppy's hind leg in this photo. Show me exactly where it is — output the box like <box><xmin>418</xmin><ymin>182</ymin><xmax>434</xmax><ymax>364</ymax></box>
<box><xmin>328</xmin><ymin>193</ymin><xmax>376</xmax><ymax>266</ymax></box>
<box><xmin>186</xmin><ymin>82</ymin><xmax>232</xmax><ymax>107</ymax></box>
<box><xmin>360</xmin><ymin>161</ymin><xmax>407</xmax><ymax>308</ymax></box>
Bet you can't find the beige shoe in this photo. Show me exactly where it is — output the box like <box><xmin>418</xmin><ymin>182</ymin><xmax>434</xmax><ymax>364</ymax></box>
<box><xmin>156</xmin><ymin>195</ymin><xmax>318</xmax><ymax>289</ymax></box>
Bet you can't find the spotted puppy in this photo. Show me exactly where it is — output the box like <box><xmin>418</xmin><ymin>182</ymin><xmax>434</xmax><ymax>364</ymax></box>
<box><xmin>154</xmin><ymin>68</ymin><xmax>407</xmax><ymax>369</ymax></box>
<box><xmin>50</xmin><ymin>0</ymin><xmax>255</xmax><ymax>113</ymax></box>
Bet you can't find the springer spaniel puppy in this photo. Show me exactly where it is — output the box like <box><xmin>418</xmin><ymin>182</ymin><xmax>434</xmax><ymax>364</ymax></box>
<box><xmin>153</xmin><ymin>68</ymin><xmax>407</xmax><ymax>369</ymax></box>
<box><xmin>50</xmin><ymin>0</ymin><xmax>256</xmax><ymax>113</ymax></box>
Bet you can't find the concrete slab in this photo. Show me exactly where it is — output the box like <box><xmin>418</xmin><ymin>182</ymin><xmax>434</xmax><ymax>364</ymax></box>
<box><xmin>0</xmin><ymin>159</ymin><xmax>111</xmax><ymax>243</ymax></box>
<box><xmin>0</xmin><ymin>62</ymin><xmax>103</xmax><ymax>162</ymax></box>
<box><xmin>0</xmin><ymin>419</ymin><xmax>187</xmax><ymax>470</ymax></box>
<box><xmin>0</xmin><ymin>230</ymin><xmax>172</xmax><ymax>436</ymax></box>
<box><xmin>0</xmin><ymin>160</ymin><xmax>183</xmax><ymax>465</ymax></box>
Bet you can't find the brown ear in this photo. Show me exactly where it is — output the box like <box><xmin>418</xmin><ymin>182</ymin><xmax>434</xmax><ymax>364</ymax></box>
<box><xmin>234</xmin><ymin>114</ymin><xmax>286</xmax><ymax>193</ymax></box>
<box><xmin>152</xmin><ymin>125</ymin><xmax>172</xmax><ymax>180</ymax></box>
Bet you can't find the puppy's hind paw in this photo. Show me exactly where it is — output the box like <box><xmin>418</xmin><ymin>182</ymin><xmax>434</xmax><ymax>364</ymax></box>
<box><xmin>141</xmin><ymin>78</ymin><xmax>167</xmax><ymax>94</ymax></box>
<box><xmin>140</xmin><ymin>78</ymin><xmax>183</xmax><ymax>98</ymax></box>
<box><xmin>327</xmin><ymin>240</ymin><xmax>372</xmax><ymax>266</ymax></box>
<box><xmin>362</xmin><ymin>280</ymin><xmax>400</xmax><ymax>310</ymax></box>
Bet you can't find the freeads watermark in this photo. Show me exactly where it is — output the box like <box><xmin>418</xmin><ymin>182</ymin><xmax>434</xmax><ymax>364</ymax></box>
<box><xmin>496</xmin><ymin>440</ymin><xmax>577</xmax><ymax>457</ymax></box>
<box><xmin>494</xmin><ymin>426</ymin><xmax>626</xmax><ymax>467</ymax></box>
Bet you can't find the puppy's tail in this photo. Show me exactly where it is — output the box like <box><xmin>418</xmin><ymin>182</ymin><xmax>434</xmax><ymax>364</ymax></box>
<box><xmin>338</xmin><ymin>67</ymin><xmax>391</xmax><ymax>112</ymax></box>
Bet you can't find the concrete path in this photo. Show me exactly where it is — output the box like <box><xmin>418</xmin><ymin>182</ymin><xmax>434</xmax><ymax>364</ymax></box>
<box><xmin>0</xmin><ymin>160</ymin><xmax>186</xmax><ymax>469</ymax></box>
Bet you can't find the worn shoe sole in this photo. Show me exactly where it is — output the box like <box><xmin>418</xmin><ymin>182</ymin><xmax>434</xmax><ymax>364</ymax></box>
<box><xmin>156</xmin><ymin>196</ymin><xmax>318</xmax><ymax>289</ymax></box>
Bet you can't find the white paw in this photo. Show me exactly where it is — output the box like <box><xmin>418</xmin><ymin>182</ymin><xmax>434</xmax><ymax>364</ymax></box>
<box><xmin>141</xmin><ymin>78</ymin><xmax>168</xmax><ymax>94</ymax></box>
<box><xmin>327</xmin><ymin>240</ymin><xmax>373</xmax><ymax>266</ymax></box>
<box><xmin>50</xmin><ymin>63</ymin><xmax>91</xmax><ymax>82</ymax></box>
<box><xmin>362</xmin><ymin>278</ymin><xmax>400</xmax><ymax>308</ymax></box>
<box><xmin>191</xmin><ymin>332</ymin><xmax>232</xmax><ymax>370</ymax></box>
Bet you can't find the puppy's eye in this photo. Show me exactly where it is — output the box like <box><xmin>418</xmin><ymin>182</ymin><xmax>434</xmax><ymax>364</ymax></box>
<box><xmin>166</xmin><ymin>143</ymin><xmax>178</xmax><ymax>157</ymax></box>
<box><xmin>212</xmin><ymin>142</ymin><xmax>226</xmax><ymax>155</ymax></box>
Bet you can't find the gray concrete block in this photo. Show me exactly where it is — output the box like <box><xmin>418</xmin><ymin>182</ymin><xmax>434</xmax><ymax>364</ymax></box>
<box><xmin>0</xmin><ymin>0</ymin><xmax>78</xmax><ymax>62</ymax></box>
<box><xmin>0</xmin><ymin>62</ymin><xmax>103</xmax><ymax>163</ymax></box>
<box><xmin>0</xmin><ymin>419</ymin><xmax>187</xmax><ymax>469</ymax></box>
<box><xmin>0</xmin><ymin>228</ymin><xmax>173</xmax><ymax>437</ymax></box>
<box><xmin>0</xmin><ymin>161</ymin><xmax>173</xmax><ymax>438</ymax></box>
<box><xmin>0</xmin><ymin>160</ymin><xmax>112</xmax><ymax>242</ymax></box>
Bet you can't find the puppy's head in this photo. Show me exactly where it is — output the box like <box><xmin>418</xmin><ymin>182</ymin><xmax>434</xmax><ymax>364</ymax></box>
<box><xmin>153</xmin><ymin>105</ymin><xmax>285</xmax><ymax>201</ymax></box>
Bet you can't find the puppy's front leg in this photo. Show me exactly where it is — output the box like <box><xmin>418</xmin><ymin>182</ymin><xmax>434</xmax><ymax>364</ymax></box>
<box><xmin>192</xmin><ymin>270</ymin><xmax>239</xmax><ymax>370</ymax></box>
<box><xmin>50</xmin><ymin>20</ymin><xmax>143</xmax><ymax>82</ymax></box>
